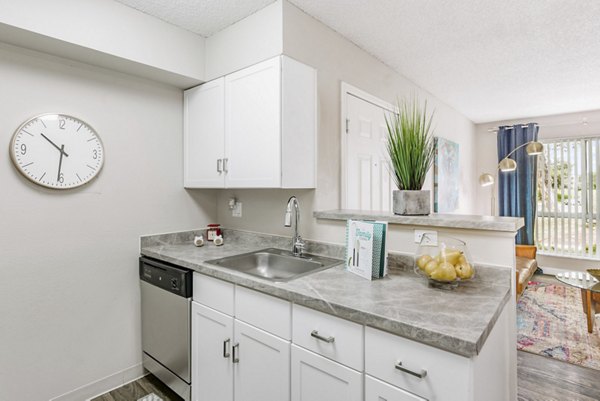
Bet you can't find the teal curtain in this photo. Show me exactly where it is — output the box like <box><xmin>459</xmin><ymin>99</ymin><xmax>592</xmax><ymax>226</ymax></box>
<box><xmin>497</xmin><ymin>123</ymin><xmax>539</xmax><ymax>245</ymax></box>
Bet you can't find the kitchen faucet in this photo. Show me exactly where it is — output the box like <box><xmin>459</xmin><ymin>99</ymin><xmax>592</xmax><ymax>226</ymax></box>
<box><xmin>284</xmin><ymin>196</ymin><xmax>305</xmax><ymax>257</ymax></box>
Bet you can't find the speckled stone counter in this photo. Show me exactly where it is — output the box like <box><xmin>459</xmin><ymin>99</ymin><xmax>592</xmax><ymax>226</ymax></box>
<box><xmin>140</xmin><ymin>229</ymin><xmax>511</xmax><ymax>358</ymax></box>
<box><xmin>314</xmin><ymin>209</ymin><xmax>524</xmax><ymax>232</ymax></box>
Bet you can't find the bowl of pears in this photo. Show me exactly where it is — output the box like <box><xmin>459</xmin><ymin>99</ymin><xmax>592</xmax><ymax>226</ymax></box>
<box><xmin>414</xmin><ymin>235</ymin><xmax>474</xmax><ymax>289</ymax></box>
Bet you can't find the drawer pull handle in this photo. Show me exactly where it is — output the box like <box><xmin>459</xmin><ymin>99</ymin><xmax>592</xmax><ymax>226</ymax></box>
<box><xmin>232</xmin><ymin>343</ymin><xmax>240</xmax><ymax>363</ymax></box>
<box><xmin>311</xmin><ymin>330</ymin><xmax>335</xmax><ymax>343</ymax></box>
<box><xmin>395</xmin><ymin>361</ymin><xmax>427</xmax><ymax>379</ymax></box>
<box><xmin>223</xmin><ymin>338</ymin><xmax>231</xmax><ymax>358</ymax></box>
<box><xmin>217</xmin><ymin>159</ymin><xmax>223</xmax><ymax>173</ymax></box>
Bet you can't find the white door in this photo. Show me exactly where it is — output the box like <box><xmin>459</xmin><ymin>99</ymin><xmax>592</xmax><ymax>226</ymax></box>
<box><xmin>191</xmin><ymin>302</ymin><xmax>234</xmax><ymax>401</ymax></box>
<box><xmin>225</xmin><ymin>57</ymin><xmax>281</xmax><ymax>188</ymax></box>
<box><xmin>291</xmin><ymin>345</ymin><xmax>362</xmax><ymax>401</ymax></box>
<box><xmin>345</xmin><ymin>93</ymin><xmax>395</xmax><ymax>211</ymax></box>
<box><xmin>184</xmin><ymin>78</ymin><xmax>226</xmax><ymax>188</ymax></box>
<box><xmin>234</xmin><ymin>320</ymin><xmax>290</xmax><ymax>401</ymax></box>
<box><xmin>365</xmin><ymin>375</ymin><xmax>426</xmax><ymax>401</ymax></box>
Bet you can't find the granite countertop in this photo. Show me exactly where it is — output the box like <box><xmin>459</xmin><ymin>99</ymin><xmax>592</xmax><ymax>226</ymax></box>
<box><xmin>140</xmin><ymin>229</ymin><xmax>511</xmax><ymax>358</ymax></box>
<box><xmin>314</xmin><ymin>209</ymin><xmax>524</xmax><ymax>232</ymax></box>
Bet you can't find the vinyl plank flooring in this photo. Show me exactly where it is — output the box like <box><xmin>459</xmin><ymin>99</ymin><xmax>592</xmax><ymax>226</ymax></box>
<box><xmin>518</xmin><ymin>350</ymin><xmax>600</xmax><ymax>401</ymax></box>
<box><xmin>91</xmin><ymin>374</ymin><xmax>183</xmax><ymax>401</ymax></box>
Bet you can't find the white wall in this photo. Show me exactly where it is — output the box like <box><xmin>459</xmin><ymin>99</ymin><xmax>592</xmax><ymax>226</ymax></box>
<box><xmin>0</xmin><ymin>44</ymin><xmax>217</xmax><ymax>401</ymax></box>
<box><xmin>214</xmin><ymin>2</ymin><xmax>478</xmax><ymax>251</ymax></box>
<box><xmin>475</xmin><ymin>109</ymin><xmax>600</xmax><ymax>271</ymax></box>
<box><xmin>204</xmin><ymin>0</ymin><xmax>283</xmax><ymax>80</ymax></box>
<box><xmin>0</xmin><ymin>0</ymin><xmax>206</xmax><ymax>86</ymax></box>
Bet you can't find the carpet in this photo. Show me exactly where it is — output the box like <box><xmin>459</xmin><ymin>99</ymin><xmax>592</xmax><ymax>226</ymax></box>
<box><xmin>517</xmin><ymin>280</ymin><xmax>600</xmax><ymax>370</ymax></box>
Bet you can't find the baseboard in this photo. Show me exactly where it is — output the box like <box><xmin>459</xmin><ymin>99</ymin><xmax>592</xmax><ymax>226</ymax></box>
<box><xmin>49</xmin><ymin>363</ymin><xmax>145</xmax><ymax>401</ymax></box>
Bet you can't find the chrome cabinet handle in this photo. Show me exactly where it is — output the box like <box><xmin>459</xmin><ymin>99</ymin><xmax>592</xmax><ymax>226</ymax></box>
<box><xmin>217</xmin><ymin>159</ymin><xmax>222</xmax><ymax>173</ymax></box>
<box><xmin>232</xmin><ymin>343</ymin><xmax>240</xmax><ymax>363</ymax></box>
<box><xmin>223</xmin><ymin>338</ymin><xmax>231</xmax><ymax>358</ymax></box>
<box><xmin>223</xmin><ymin>158</ymin><xmax>229</xmax><ymax>173</ymax></box>
<box><xmin>311</xmin><ymin>330</ymin><xmax>335</xmax><ymax>343</ymax></box>
<box><xmin>395</xmin><ymin>361</ymin><xmax>427</xmax><ymax>379</ymax></box>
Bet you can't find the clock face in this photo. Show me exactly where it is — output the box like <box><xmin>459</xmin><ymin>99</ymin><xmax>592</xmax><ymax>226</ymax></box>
<box><xmin>10</xmin><ymin>114</ymin><xmax>104</xmax><ymax>189</ymax></box>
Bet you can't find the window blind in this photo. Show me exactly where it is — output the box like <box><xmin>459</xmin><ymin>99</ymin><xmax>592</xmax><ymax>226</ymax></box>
<box><xmin>536</xmin><ymin>137</ymin><xmax>599</xmax><ymax>258</ymax></box>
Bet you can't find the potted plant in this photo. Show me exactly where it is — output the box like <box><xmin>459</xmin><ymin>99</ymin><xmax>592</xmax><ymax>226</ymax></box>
<box><xmin>385</xmin><ymin>97</ymin><xmax>435</xmax><ymax>215</ymax></box>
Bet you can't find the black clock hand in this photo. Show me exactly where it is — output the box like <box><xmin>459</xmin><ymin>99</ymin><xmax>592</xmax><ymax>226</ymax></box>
<box><xmin>41</xmin><ymin>133</ymin><xmax>69</xmax><ymax>157</ymax></box>
<box><xmin>57</xmin><ymin>144</ymin><xmax>65</xmax><ymax>183</ymax></box>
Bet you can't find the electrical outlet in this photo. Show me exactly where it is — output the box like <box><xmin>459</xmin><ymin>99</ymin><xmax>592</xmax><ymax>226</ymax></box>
<box><xmin>414</xmin><ymin>230</ymin><xmax>437</xmax><ymax>245</ymax></box>
<box><xmin>232</xmin><ymin>202</ymin><xmax>242</xmax><ymax>217</ymax></box>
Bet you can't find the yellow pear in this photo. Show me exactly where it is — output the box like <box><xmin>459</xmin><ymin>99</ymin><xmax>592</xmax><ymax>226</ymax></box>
<box><xmin>416</xmin><ymin>254</ymin><xmax>433</xmax><ymax>270</ymax></box>
<box><xmin>455</xmin><ymin>262</ymin><xmax>474</xmax><ymax>279</ymax></box>
<box><xmin>424</xmin><ymin>260</ymin><xmax>439</xmax><ymax>276</ymax></box>
<box><xmin>438</xmin><ymin>248</ymin><xmax>462</xmax><ymax>265</ymax></box>
<box><xmin>457</xmin><ymin>255</ymin><xmax>468</xmax><ymax>265</ymax></box>
<box><xmin>430</xmin><ymin>262</ymin><xmax>457</xmax><ymax>282</ymax></box>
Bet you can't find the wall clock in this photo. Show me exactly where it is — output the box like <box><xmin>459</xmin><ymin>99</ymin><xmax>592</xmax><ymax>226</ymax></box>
<box><xmin>10</xmin><ymin>113</ymin><xmax>104</xmax><ymax>189</ymax></box>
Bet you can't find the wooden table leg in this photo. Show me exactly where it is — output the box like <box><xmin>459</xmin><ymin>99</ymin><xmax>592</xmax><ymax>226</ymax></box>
<box><xmin>581</xmin><ymin>289</ymin><xmax>594</xmax><ymax>333</ymax></box>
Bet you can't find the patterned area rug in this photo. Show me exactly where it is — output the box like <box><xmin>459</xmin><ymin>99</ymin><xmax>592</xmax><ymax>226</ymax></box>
<box><xmin>517</xmin><ymin>281</ymin><xmax>600</xmax><ymax>370</ymax></box>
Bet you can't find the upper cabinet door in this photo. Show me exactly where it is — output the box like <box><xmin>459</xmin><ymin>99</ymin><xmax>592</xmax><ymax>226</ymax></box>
<box><xmin>184</xmin><ymin>78</ymin><xmax>226</xmax><ymax>188</ymax></box>
<box><xmin>225</xmin><ymin>57</ymin><xmax>282</xmax><ymax>188</ymax></box>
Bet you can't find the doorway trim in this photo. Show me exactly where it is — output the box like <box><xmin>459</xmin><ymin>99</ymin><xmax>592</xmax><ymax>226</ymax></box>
<box><xmin>340</xmin><ymin>82</ymin><xmax>396</xmax><ymax>208</ymax></box>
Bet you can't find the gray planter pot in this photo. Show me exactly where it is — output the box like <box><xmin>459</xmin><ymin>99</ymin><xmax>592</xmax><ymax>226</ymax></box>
<box><xmin>393</xmin><ymin>190</ymin><xmax>431</xmax><ymax>216</ymax></box>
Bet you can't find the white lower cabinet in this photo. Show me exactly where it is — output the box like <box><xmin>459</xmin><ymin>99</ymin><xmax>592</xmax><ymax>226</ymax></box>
<box><xmin>291</xmin><ymin>344</ymin><xmax>362</xmax><ymax>401</ymax></box>
<box><xmin>234</xmin><ymin>320</ymin><xmax>290</xmax><ymax>401</ymax></box>
<box><xmin>191</xmin><ymin>302</ymin><xmax>234</xmax><ymax>401</ymax></box>
<box><xmin>365</xmin><ymin>375</ymin><xmax>426</xmax><ymax>401</ymax></box>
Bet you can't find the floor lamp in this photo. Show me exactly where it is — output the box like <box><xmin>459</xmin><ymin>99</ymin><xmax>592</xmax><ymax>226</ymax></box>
<box><xmin>479</xmin><ymin>141</ymin><xmax>544</xmax><ymax>216</ymax></box>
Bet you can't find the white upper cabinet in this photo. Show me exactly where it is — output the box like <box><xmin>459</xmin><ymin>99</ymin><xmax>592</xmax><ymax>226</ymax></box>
<box><xmin>184</xmin><ymin>55</ymin><xmax>317</xmax><ymax>188</ymax></box>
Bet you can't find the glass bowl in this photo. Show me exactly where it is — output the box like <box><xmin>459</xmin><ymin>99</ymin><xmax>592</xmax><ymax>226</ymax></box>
<box><xmin>414</xmin><ymin>235</ymin><xmax>474</xmax><ymax>289</ymax></box>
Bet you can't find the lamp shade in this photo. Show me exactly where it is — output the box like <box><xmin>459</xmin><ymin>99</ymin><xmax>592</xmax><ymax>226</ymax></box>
<box><xmin>525</xmin><ymin>141</ymin><xmax>544</xmax><ymax>155</ymax></box>
<box><xmin>499</xmin><ymin>158</ymin><xmax>517</xmax><ymax>172</ymax></box>
<box><xmin>479</xmin><ymin>173</ymin><xmax>495</xmax><ymax>187</ymax></box>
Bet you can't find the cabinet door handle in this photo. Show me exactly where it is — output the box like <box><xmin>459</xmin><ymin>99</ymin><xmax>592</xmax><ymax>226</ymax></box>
<box><xmin>311</xmin><ymin>330</ymin><xmax>335</xmax><ymax>343</ymax></box>
<box><xmin>223</xmin><ymin>158</ymin><xmax>228</xmax><ymax>173</ymax></box>
<box><xmin>395</xmin><ymin>361</ymin><xmax>427</xmax><ymax>379</ymax></box>
<box><xmin>223</xmin><ymin>338</ymin><xmax>231</xmax><ymax>358</ymax></box>
<box><xmin>217</xmin><ymin>159</ymin><xmax>222</xmax><ymax>173</ymax></box>
<box><xmin>232</xmin><ymin>343</ymin><xmax>240</xmax><ymax>363</ymax></box>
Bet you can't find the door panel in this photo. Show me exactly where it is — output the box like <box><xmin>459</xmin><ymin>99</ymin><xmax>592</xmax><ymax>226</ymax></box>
<box><xmin>346</xmin><ymin>94</ymin><xmax>394</xmax><ymax>211</ymax></box>
<box><xmin>234</xmin><ymin>320</ymin><xmax>290</xmax><ymax>401</ymax></box>
<box><xmin>191</xmin><ymin>302</ymin><xmax>233</xmax><ymax>401</ymax></box>
<box><xmin>225</xmin><ymin>58</ymin><xmax>281</xmax><ymax>188</ymax></box>
<box><xmin>184</xmin><ymin>78</ymin><xmax>226</xmax><ymax>188</ymax></box>
<box><xmin>291</xmin><ymin>345</ymin><xmax>362</xmax><ymax>401</ymax></box>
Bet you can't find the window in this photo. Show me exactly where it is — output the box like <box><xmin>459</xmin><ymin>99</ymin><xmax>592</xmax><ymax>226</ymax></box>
<box><xmin>536</xmin><ymin>137</ymin><xmax>599</xmax><ymax>258</ymax></box>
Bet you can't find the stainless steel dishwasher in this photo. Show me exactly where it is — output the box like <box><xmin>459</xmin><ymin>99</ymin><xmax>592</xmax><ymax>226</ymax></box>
<box><xmin>140</xmin><ymin>256</ymin><xmax>192</xmax><ymax>401</ymax></box>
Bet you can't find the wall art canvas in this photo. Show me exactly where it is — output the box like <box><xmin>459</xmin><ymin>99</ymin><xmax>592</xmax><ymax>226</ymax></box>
<box><xmin>434</xmin><ymin>137</ymin><xmax>460</xmax><ymax>213</ymax></box>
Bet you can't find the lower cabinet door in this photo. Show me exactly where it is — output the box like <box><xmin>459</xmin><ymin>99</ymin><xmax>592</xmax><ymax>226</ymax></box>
<box><xmin>366</xmin><ymin>375</ymin><xmax>426</xmax><ymax>401</ymax></box>
<box><xmin>291</xmin><ymin>345</ymin><xmax>362</xmax><ymax>401</ymax></box>
<box><xmin>191</xmin><ymin>302</ymin><xmax>234</xmax><ymax>401</ymax></box>
<box><xmin>234</xmin><ymin>319</ymin><xmax>290</xmax><ymax>401</ymax></box>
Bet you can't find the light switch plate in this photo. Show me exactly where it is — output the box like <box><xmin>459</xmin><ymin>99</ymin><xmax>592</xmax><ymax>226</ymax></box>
<box><xmin>414</xmin><ymin>230</ymin><xmax>437</xmax><ymax>245</ymax></box>
<box><xmin>232</xmin><ymin>202</ymin><xmax>242</xmax><ymax>217</ymax></box>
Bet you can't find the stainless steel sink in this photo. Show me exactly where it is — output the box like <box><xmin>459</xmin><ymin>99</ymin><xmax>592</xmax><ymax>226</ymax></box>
<box><xmin>206</xmin><ymin>248</ymin><xmax>342</xmax><ymax>282</ymax></box>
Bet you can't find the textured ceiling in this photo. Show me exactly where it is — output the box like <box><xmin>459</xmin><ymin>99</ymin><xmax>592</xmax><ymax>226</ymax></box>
<box><xmin>114</xmin><ymin>0</ymin><xmax>276</xmax><ymax>37</ymax></box>
<box><xmin>114</xmin><ymin>0</ymin><xmax>600</xmax><ymax>123</ymax></box>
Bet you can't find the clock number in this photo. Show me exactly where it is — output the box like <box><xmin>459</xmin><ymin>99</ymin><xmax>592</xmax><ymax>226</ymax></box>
<box><xmin>20</xmin><ymin>144</ymin><xmax>27</xmax><ymax>155</ymax></box>
<box><xmin>93</xmin><ymin>149</ymin><xmax>98</xmax><ymax>159</ymax></box>
<box><xmin>58</xmin><ymin>173</ymin><xmax>64</xmax><ymax>183</ymax></box>
<box><xmin>59</xmin><ymin>119</ymin><xmax>66</xmax><ymax>129</ymax></box>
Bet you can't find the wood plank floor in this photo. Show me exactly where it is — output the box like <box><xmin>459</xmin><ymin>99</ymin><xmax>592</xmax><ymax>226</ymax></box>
<box><xmin>518</xmin><ymin>351</ymin><xmax>600</xmax><ymax>401</ymax></box>
<box><xmin>90</xmin><ymin>374</ymin><xmax>183</xmax><ymax>401</ymax></box>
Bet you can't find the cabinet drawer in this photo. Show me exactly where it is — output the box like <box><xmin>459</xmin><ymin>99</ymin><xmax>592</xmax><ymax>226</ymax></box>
<box><xmin>365</xmin><ymin>327</ymin><xmax>469</xmax><ymax>401</ymax></box>
<box><xmin>292</xmin><ymin>304</ymin><xmax>363</xmax><ymax>371</ymax></box>
<box><xmin>235</xmin><ymin>286</ymin><xmax>291</xmax><ymax>339</ymax></box>
<box><xmin>365</xmin><ymin>375</ymin><xmax>426</xmax><ymax>401</ymax></box>
<box><xmin>193</xmin><ymin>273</ymin><xmax>234</xmax><ymax>315</ymax></box>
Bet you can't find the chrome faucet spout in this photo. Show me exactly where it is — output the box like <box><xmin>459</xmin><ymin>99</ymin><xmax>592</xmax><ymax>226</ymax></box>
<box><xmin>284</xmin><ymin>196</ymin><xmax>305</xmax><ymax>256</ymax></box>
